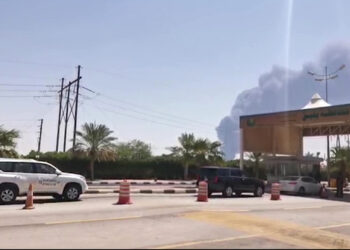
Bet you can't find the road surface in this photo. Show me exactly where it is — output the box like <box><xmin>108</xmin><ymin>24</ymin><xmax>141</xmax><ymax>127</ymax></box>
<box><xmin>0</xmin><ymin>193</ymin><xmax>350</xmax><ymax>249</ymax></box>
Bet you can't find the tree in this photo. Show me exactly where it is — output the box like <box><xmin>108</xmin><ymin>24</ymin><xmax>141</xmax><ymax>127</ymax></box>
<box><xmin>168</xmin><ymin>133</ymin><xmax>196</xmax><ymax>179</ymax></box>
<box><xmin>330</xmin><ymin>147</ymin><xmax>350</xmax><ymax>197</ymax></box>
<box><xmin>75</xmin><ymin>122</ymin><xmax>117</xmax><ymax>180</ymax></box>
<box><xmin>0</xmin><ymin>126</ymin><xmax>20</xmax><ymax>158</ymax></box>
<box><xmin>116</xmin><ymin>140</ymin><xmax>152</xmax><ymax>160</ymax></box>
<box><xmin>207</xmin><ymin>141</ymin><xmax>224</xmax><ymax>164</ymax></box>
<box><xmin>248</xmin><ymin>152</ymin><xmax>263</xmax><ymax>178</ymax></box>
<box><xmin>168</xmin><ymin>133</ymin><xmax>224</xmax><ymax>179</ymax></box>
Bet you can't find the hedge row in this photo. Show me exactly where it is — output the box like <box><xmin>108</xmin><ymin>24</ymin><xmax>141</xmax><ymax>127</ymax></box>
<box><xmin>38</xmin><ymin>157</ymin><xmax>199</xmax><ymax>180</ymax></box>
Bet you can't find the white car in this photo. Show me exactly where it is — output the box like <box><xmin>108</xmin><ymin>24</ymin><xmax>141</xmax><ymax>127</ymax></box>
<box><xmin>0</xmin><ymin>158</ymin><xmax>88</xmax><ymax>204</ymax></box>
<box><xmin>279</xmin><ymin>176</ymin><xmax>322</xmax><ymax>196</ymax></box>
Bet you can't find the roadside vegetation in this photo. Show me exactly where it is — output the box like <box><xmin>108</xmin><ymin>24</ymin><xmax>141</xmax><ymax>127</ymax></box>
<box><xmin>3</xmin><ymin>122</ymin><xmax>349</xmax><ymax>184</ymax></box>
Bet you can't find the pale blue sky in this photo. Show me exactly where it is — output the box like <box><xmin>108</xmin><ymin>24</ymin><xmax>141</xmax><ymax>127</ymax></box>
<box><xmin>1</xmin><ymin>0</ymin><xmax>350</xmax><ymax>156</ymax></box>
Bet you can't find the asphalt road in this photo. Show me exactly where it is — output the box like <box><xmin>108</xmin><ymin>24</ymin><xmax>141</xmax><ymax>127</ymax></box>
<box><xmin>0</xmin><ymin>193</ymin><xmax>350</xmax><ymax>249</ymax></box>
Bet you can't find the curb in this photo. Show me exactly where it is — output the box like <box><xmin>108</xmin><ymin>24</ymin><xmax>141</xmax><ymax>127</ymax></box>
<box><xmin>85</xmin><ymin>189</ymin><xmax>198</xmax><ymax>194</ymax></box>
<box><xmin>87</xmin><ymin>181</ymin><xmax>197</xmax><ymax>186</ymax></box>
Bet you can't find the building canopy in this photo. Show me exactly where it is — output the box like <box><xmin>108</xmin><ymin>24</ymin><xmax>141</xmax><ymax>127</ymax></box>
<box><xmin>240</xmin><ymin>94</ymin><xmax>350</xmax><ymax>156</ymax></box>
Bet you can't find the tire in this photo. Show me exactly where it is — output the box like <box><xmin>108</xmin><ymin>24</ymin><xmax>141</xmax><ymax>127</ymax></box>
<box><xmin>63</xmin><ymin>184</ymin><xmax>81</xmax><ymax>201</ymax></box>
<box><xmin>222</xmin><ymin>186</ymin><xmax>233</xmax><ymax>197</ymax></box>
<box><xmin>52</xmin><ymin>194</ymin><xmax>63</xmax><ymax>201</ymax></box>
<box><xmin>254</xmin><ymin>186</ymin><xmax>264</xmax><ymax>197</ymax></box>
<box><xmin>0</xmin><ymin>185</ymin><xmax>17</xmax><ymax>204</ymax></box>
<box><xmin>298</xmin><ymin>187</ymin><xmax>306</xmax><ymax>196</ymax></box>
<box><xmin>235</xmin><ymin>191</ymin><xmax>242</xmax><ymax>197</ymax></box>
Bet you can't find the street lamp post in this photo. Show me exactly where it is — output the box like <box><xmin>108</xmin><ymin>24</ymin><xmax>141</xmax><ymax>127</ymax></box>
<box><xmin>307</xmin><ymin>64</ymin><xmax>346</xmax><ymax>185</ymax></box>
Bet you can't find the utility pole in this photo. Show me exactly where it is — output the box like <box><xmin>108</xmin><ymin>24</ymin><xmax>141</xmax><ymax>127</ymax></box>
<box><xmin>72</xmin><ymin>65</ymin><xmax>81</xmax><ymax>151</ymax></box>
<box><xmin>63</xmin><ymin>84</ymin><xmax>71</xmax><ymax>152</ymax></box>
<box><xmin>37</xmin><ymin>119</ymin><xmax>43</xmax><ymax>153</ymax></box>
<box><xmin>56</xmin><ymin>65</ymin><xmax>82</xmax><ymax>152</ymax></box>
<box><xmin>56</xmin><ymin>78</ymin><xmax>64</xmax><ymax>152</ymax></box>
<box><xmin>308</xmin><ymin>64</ymin><xmax>346</xmax><ymax>185</ymax></box>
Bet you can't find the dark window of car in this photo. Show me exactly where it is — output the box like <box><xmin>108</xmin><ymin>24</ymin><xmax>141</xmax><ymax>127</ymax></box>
<box><xmin>13</xmin><ymin>163</ymin><xmax>35</xmax><ymax>173</ymax></box>
<box><xmin>217</xmin><ymin>168</ymin><xmax>230</xmax><ymax>176</ymax></box>
<box><xmin>301</xmin><ymin>177</ymin><xmax>314</xmax><ymax>183</ymax></box>
<box><xmin>230</xmin><ymin>169</ymin><xmax>242</xmax><ymax>177</ymax></box>
<box><xmin>35</xmin><ymin>164</ymin><xmax>56</xmax><ymax>174</ymax></box>
<box><xmin>199</xmin><ymin>168</ymin><xmax>218</xmax><ymax>178</ymax></box>
<box><xmin>0</xmin><ymin>162</ymin><xmax>13</xmax><ymax>172</ymax></box>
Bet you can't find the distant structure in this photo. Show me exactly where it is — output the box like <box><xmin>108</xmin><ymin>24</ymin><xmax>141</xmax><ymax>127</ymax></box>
<box><xmin>302</xmin><ymin>93</ymin><xmax>330</xmax><ymax>110</ymax></box>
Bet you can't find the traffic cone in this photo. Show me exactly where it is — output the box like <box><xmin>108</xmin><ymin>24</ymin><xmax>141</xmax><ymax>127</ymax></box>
<box><xmin>197</xmin><ymin>181</ymin><xmax>208</xmax><ymax>202</ymax></box>
<box><xmin>23</xmin><ymin>184</ymin><xmax>35</xmax><ymax>210</ymax></box>
<box><xmin>115</xmin><ymin>180</ymin><xmax>132</xmax><ymax>205</ymax></box>
<box><xmin>270</xmin><ymin>183</ymin><xmax>281</xmax><ymax>200</ymax></box>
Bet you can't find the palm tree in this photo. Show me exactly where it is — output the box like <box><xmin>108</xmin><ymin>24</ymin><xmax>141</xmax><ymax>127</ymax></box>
<box><xmin>207</xmin><ymin>141</ymin><xmax>224</xmax><ymax>164</ymax></box>
<box><xmin>168</xmin><ymin>134</ymin><xmax>225</xmax><ymax>179</ymax></box>
<box><xmin>330</xmin><ymin>147</ymin><xmax>350</xmax><ymax>197</ymax></box>
<box><xmin>168</xmin><ymin>133</ymin><xmax>196</xmax><ymax>179</ymax></box>
<box><xmin>248</xmin><ymin>152</ymin><xmax>263</xmax><ymax>178</ymax></box>
<box><xmin>75</xmin><ymin>122</ymin><xmax>117</xmax><ymax>180</ymax></box>
<box><xmin>193</xmin><ymin>138</ymin><xmax>210</xmax><ymax>164</ymax></box>
<box><xmin>0</xmin><ymin>126</ymin><xmax>20</xmax><ymax>158</ymax></box>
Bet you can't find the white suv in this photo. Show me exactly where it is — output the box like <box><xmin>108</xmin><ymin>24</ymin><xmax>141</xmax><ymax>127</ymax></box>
<box><xmin>0</xmin><ymin>158</ymin><xmax>88</xmax><ymax>204</ymax></box>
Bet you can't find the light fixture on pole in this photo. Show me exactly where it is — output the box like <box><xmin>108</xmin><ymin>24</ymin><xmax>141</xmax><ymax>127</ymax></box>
<box><xmin>307</xmin><ymin>64</ymin><xmax>346</xmax><ymax>184</ymax></box>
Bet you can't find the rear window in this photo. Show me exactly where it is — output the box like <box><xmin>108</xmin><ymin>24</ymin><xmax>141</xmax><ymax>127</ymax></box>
<box><xmin>13</xmin><ymin>162</ymin><xmax>35</xmax><ymax>174</ymax></box>
<box><xmin>200</xmin><ymin>168</ymin><xmax>230</xmax><ymax>177</ymax></box>
<box><xmin>281</xmin><ymin>176</ymin><xmax>299</xmax><ymax>181</ymax></box>
<box><xmin>301</xmin><ymin>177</ymin><xmax>315</xmax><ymax>183</ymax></box>
<box><xmin>0</xmin><ymin>162</ymin><xmax>13</xmax><ymax>172</ymax></box>
<box><xmin>217</xmin><ymin>169</ymin><xmax>230</xmax><ymax>176</ymax></box>
<box><xmin>199</xmin><ymin>168</ymin><xmax>218</xmax><ymax>177</ymax></box>
<box><xmin>230</xmin><ymin>169</ymin><xmax>242</xmax><ymax>177</ymax></box>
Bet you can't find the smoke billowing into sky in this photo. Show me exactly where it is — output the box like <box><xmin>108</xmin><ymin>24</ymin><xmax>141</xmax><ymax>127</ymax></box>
<box><xmin>217</xmin><ymin>42</ymin><xmax>350</xmax><ymax>160</ymax></box>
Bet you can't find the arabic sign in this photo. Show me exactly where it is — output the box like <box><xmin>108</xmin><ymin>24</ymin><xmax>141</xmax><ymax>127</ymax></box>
<box><xmin>303</xmin><ymin>108</ymin><xmax>350</xmax><ymax>121</ymax></box>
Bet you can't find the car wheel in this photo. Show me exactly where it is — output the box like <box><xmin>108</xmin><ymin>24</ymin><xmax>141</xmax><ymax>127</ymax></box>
<box><xmin>0</xmin><ymin>185</ymin><xmax>17</xmax><ymax>204</ymax></box>
<box><xmin>254</xmin><ymin>186</ymin><xmax>264</xmax><ymax>197</ymax></box>
<box><xmin>223</xmin><ymin>186</ymin><xmax>233</xmax><ymax>197</ymax></box>
<box><xmin>63</xmin><ymin>184</ymin><xmax>81</xmax><ymax>201</ymax></box>
<box><xmin>298</xmin><ymin>187</ymin><xmax>306</xmax><ymax>196</ymax></box>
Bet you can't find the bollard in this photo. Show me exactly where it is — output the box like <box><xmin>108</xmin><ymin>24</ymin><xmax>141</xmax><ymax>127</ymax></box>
<box><xmin>197</xmin><ymin>181</ymin><xmax>208</xmax><ymax>202</ymax></box>
<box><xmin>23</xmin><ymin>184</ymin><xmax>35</xmax><ymax>210</ymax></box>
<box><xmin>270</xmin><ymin>183</ymin><xmax>280</xmax><ymax>200</ymax></box>
<box><xmin>115</xmin><ymin>180</ymin><xmax>132</xmax><ymax>205</ymax></box>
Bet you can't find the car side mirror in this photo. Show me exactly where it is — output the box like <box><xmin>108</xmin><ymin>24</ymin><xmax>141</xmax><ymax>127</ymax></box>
<box><xmin>56</xmin><ymin>170</ymin><xmax>62</xmax><ymax>176</ymax></box>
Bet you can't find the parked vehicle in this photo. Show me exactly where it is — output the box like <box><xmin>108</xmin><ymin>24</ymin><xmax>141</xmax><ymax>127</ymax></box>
<box><xmin>197</xmin><ymin>166</ymin><xmax>265</xmax><ymax>197</ymax></box>
<box><xmin>279</xmin><ymin>176</ymin><xmax>321</xmax><ymax>195</ymax></box>
<box><xmin>0</xmin><ymin>158</ymin><xmax>88</xmax><ymax>204</ymax></box>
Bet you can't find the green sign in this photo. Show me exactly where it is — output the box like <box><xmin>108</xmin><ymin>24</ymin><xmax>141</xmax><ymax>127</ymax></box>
<box><xmin>247</xmin><ymin>118</ymin><xmax>255</xmax><ymax>127</ymax></box>
<box><xmin>303</xmin><ymin>108</ymin><xmax>350</xmax><ymax>121</ymax></box>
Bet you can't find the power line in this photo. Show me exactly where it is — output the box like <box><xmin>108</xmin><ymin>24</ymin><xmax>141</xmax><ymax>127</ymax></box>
<box><xmin>0</xmin><ymin>84</ymin><xmax>59</xmax><ymax>87</ymax></box>
<box><xmin>0</xmin><ymin>95</ymin><xmax>56</xmax><ymax>98</ymax></box>
<box><xmin>87</xmin><ymin>91</ymin><xmax>216</xmax><ymax>128</ymax></box>
<box><xmin>84</xmin><ymin>101</ymin><xmax>211</xmax><ymax>132</ymax></box>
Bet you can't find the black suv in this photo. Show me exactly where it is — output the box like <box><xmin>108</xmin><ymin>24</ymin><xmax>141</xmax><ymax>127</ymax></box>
<box><xmin>197</xmin><ymin>166</ymin><xmax>265</xmax><ymax>197</ymax></box>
